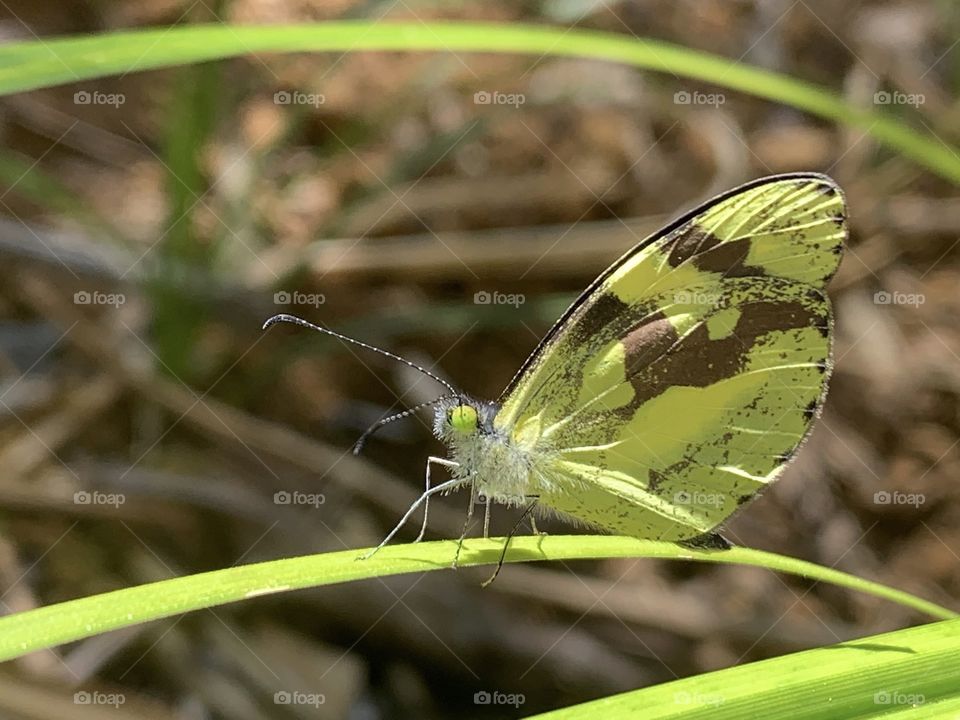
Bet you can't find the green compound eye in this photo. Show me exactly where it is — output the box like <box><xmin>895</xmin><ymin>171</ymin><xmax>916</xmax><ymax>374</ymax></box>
<box><xmin>449</xmin><ymin>405</ymin><xmax>479</xmax><ymax>434</ymax></box>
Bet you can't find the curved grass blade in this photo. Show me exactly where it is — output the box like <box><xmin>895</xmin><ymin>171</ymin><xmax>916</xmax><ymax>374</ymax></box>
<box><xmin>0</xmin><ymin>23</ymin><xmax>956</xmax><ymax>183</ymax></box>
<box><xmin>0</xmin><ymin>535</ymin><xmax>953</xmax><ymax>663</ymax></box>
<box><xmin>528</xmin><ymin>615</ymin><xmax>960</xmax><ymax>719</ymax></box>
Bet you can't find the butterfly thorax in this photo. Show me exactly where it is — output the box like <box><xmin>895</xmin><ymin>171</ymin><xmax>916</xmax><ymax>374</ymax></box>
<box><xmin>433</xmin><ymin>397</ymin><xmax>545</xmax><ymax>505</ymax></box>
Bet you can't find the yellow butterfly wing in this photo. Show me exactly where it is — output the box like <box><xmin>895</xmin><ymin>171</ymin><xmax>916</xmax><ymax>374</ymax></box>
<box><xmin>494</xmin><ymin>174</ymin><xmax>846</xmax><ymax>542</ymax></box>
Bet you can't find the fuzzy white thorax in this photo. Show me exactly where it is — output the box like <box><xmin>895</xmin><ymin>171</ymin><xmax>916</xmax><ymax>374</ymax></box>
<box><xmin>432</xmin><ymin>396</ymin><xmax>551</xmax><ymax>505</ymax></box>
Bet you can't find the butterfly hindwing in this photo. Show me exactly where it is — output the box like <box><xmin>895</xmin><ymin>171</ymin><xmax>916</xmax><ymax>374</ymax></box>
<box><xmin>494</xmin><ymin>174</ymin><xmax>845</xmax><ymax>542</ymax></box>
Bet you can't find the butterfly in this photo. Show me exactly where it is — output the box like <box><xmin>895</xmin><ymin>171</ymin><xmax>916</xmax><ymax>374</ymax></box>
<box><xmin>265</xmin><ymin>173</ymin><xmax>846</xmax><ymax>574</ymax></box>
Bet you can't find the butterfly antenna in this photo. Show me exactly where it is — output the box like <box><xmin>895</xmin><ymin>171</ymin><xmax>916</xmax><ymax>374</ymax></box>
<box><xmin>352</xmin><ymin>395</ymin><xmax>455</xmax><ymax>455</ymax></box>
<box><xmin>263</xmin><ymin>314</ymin><xmax>460</xmax><ymax>396</ymax></box>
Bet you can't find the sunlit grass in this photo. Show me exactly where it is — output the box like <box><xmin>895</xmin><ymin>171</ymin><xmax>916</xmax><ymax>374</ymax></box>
<box><xmin>0</xmin><ymin>23</ymin><xmax>956</xmax><ymax>183</ymax></box>
<box><xmin>0</xmin><ymin>535</ymin><xmax>952</xmax><ymax>663</ymax></box>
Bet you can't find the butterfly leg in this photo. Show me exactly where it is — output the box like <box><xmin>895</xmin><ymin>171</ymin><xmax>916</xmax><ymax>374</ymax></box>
<box><xmin>527</xmin><ymin>495</ymin><xmax>543</xmax><ymax>535</ymax></box>
<box><xmin>360</xmin><ymin>477</ymin><xmax>466</xmax><ymax>560</ymax></box>
<box><xmin>481</xmin><ymin>499</ymin><xmax>539</xmax><ymax>588</ymax></box>
<box><xmin>453</xmin><ymin>480</ymin><xmax>478</xmax><ymax>569</ymax></box>
<box><xmin>416</xmin><ymin>456</ymin><xmax>460</xmax><ymax>543</ymax></box>
<box><xmin>482</xmin><ymin>495</ymin><xmax>492</xmax><ymax>538</ymax></box>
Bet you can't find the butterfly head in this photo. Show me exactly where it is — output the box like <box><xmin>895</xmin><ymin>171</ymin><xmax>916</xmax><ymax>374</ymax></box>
<box><xmin>448</xmin><ymin>404</ymin><xmax>479</xmax><ymax>434</ymax></box>
<box><xmin>433</xmin><ymin>396</ymin><xmax>497</xmax><ymax>442</ymax></box>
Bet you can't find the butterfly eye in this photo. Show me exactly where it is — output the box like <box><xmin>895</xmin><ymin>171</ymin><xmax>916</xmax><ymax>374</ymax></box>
<box><xmin>449</xmin><ymin>405</ymin><xmax>479</xmax><ymax>434</ymax></box>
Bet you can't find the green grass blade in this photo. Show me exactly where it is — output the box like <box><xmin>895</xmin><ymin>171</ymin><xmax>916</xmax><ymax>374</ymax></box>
<box><xmin>0</xmin><ymin>23</ymin><xmax>957</xmax><ymax>183</ymax></box>
<box><xmin>528</xmin><ymin>616</ymin><xmax>960</xmax><ymax>719</ymax></box>
<box><xmin>148</xmin><ymin>57</ymin><xmax>222</xmax><ymax>381</ymax></box>
<box><xmin>0</xmin><ymin>535</ymin><xmax>952</xmax><ymax>663</ymax></box>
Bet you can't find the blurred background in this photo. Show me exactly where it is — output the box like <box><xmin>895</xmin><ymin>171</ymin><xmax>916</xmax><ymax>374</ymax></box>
<box><xmin>0</xmin><ymin>0</ymin><xmax>958</xmax><ymax>718</ymax></box>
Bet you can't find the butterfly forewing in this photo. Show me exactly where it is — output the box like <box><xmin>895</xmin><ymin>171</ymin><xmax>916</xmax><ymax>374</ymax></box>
<box><xmin>494</xmin><ymin>174</ymin><xmax>846</xmax><ymax>542</ymax></box>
